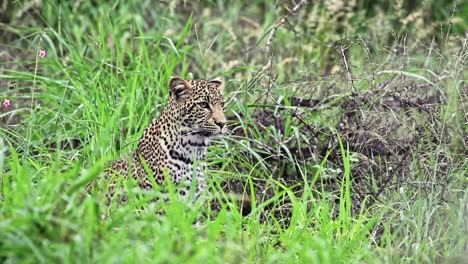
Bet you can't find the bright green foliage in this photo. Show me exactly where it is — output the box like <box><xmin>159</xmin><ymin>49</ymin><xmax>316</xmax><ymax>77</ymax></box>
<box><xmin>0</xmin><ymin>1</ymin><xmax>466</xmax><ymax>263</ymax></box>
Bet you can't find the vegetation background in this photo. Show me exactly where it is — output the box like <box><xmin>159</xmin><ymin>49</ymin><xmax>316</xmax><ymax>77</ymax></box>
<box><xmin>0</xmin><ymin>0</ymin><xmax>466</xmax><ymax>263</ymax></box>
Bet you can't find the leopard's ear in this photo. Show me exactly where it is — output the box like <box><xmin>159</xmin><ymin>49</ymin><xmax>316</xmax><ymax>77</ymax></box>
<box><xmin>209</xmin><ymin>77</ymin><xmax>224</xmax><ymax>93</ymax></box>
<box><xmin>169</xmin><ymin>77</ymin><xmax>191</xmax><ymax>101</ymax></box>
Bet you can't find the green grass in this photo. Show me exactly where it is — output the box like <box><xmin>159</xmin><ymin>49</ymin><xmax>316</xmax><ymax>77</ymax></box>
<box><xmin>1</xmin><ymin>0</ymin><xmax>466</xmax><ymax>263</ymax></box>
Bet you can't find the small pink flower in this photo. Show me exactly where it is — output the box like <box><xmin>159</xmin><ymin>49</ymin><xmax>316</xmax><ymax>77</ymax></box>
<box><xmin>39</xmin><ymin>49</ymin><xmax>46</xmax><ymax>58</ymax></box>
<box><xmin>2</xmin><ymin>99</ymin><xmax>11</xmax><ymax>107</ymax></box>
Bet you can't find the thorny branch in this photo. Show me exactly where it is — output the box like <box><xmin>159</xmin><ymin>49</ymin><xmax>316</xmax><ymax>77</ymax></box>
<box><xmin>252</xmin><ymin>0</ymin><xmax>308</xmax><ymax>108</ymax></box>
<box><xmin>338</xmin><ymin>40</ymin><xmax>356</xmax><ymax>93</ymax></box>
<box><xmin>263</xmin><ymin>0</ymin><xmax>308</xmax><ymax>77</ymax></box>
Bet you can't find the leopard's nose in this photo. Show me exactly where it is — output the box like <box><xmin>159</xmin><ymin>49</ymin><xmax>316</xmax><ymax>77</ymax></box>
<box><xmin>215</xmin><ymin>121</ymin><xmax>227</xmax><ymax>129</ymax></box>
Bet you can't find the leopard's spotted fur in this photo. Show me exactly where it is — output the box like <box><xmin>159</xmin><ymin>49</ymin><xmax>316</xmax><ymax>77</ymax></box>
<box><xmin>104</xmin><ymin>76</ymin><xmax>227</xmax><ymax>202</ymax></box>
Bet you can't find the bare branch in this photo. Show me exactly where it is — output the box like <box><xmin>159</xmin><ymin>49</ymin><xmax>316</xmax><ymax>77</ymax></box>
<box><xmin>263</xmin><ymin>0</ymin><xmax>308</xmax><ymax>75</ymax></box>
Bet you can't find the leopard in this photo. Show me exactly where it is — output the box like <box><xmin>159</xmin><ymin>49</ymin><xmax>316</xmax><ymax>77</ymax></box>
<box><xmin>103</xmin><ymin>76</ymin><xmax>227</xmax><ymax>204</ymax></box>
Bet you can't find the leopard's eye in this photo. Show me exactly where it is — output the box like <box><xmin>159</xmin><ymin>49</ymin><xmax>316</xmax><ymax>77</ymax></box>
<box><xmin>198</xmin><ymin>102</ymin><xmax>210</xmax><ymax>109</ymax></box>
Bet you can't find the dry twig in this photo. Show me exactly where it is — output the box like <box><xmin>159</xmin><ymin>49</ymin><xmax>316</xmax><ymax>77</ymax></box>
<box><xmin>263</xmin><ymin>0</ymin><xmax>308</xmax><ymax>75</ymax></box>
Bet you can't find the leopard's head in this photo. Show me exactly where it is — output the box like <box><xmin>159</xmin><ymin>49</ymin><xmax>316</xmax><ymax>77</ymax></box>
<box><xmin>169</xmin><ymin>76</ymin><xmax>227</xmax><ymax>137</ymax></box>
